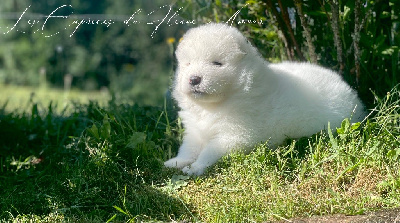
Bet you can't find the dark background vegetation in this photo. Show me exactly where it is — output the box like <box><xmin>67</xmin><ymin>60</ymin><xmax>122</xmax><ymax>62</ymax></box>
<box><xmin>0</xmin><ymin>0</ymin><xmax>398</xmax><ymax>106</ymax></box>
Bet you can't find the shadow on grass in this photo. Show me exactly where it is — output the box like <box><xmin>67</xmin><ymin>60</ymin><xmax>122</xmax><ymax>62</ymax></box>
<box><xmin>0</xmin><ymin>100</ymin><xmax>194</xmax><ymax>222</ymax></box>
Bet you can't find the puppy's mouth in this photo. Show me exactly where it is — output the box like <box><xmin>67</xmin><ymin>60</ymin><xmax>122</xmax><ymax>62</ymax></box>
<box><xmin>192</xmin><ymin>89</ymin><xmax>205</xmax><ymax>94</ymax></box>
<box><xmin>190</xmin><ymin>89</ymin><xmax>207</xmax><ymax>98</ymax></box>
<box><xmin>187</xmin><ymin>87</ymin><xmax>210</xmax><ymax>98</ymax></box>
<box><xmin>185</xmin><ymin>85</ymin><xmax>225</xmax><ymax>103</ymax></box>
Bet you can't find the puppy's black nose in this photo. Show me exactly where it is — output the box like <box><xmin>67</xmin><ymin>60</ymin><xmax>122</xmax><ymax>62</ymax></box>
<box><xmin>189</xmin><ymin>76</ymin><xmax>202</xmax><ymax>86</ymax></box>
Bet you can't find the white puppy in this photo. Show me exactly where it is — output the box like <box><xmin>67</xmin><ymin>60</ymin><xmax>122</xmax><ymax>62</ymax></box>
<box><xmin>164</xmin><ymin>23</ymin><xmax>366</xmax><ymax>175</ymax></box>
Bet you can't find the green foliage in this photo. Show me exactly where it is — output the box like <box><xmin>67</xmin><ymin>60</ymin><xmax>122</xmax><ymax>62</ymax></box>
<box><xmin>2</xmin><ymin>0</ymin><xmax>397</xmax><ymax>105</ymax></box>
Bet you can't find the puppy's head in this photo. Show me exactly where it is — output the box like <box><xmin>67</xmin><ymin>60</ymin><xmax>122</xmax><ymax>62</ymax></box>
<box><xmin>173</xmin><ymin>23</ymin><xmax>257</xmax><ymax>104</ymax></box>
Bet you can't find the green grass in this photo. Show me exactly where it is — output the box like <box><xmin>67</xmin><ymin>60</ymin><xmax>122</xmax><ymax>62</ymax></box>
<box><xmin>0</xmin><ymin>84</ymin><xmax>111</xmax><ymax>113</ymax></box>
<box><xmin>0</xmin><ymin>86</ymin><xmax>399</xmax><ymax>222</ymax></box>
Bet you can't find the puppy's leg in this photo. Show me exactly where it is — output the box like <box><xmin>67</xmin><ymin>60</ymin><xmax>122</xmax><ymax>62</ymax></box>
<box><xmin>164</xmin><ymin>133</ymin><xmax>203</xmax><ymax>169</ymax></box>
<box><xmin>182</xmin><ymin>139</ymin><xmax>233</xmax><ymax>175</ymax></box>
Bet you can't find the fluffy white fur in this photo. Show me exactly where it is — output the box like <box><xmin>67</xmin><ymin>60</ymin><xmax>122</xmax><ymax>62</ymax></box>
<box><xmin>164</xmin><ymin>23</ymin><xmax>366</xmax><ymax>175</ymax></box>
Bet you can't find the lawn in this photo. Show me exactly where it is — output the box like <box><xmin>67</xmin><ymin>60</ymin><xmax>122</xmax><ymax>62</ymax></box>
<box><xmin>0</xmin><ymin>84</ymin><xmax>111</xmax><ymax>113</ymax></box>
<box><xmin>0</xmin><ymin>86</ymin><xmax>399</xmax><ymax>222</ymax></box>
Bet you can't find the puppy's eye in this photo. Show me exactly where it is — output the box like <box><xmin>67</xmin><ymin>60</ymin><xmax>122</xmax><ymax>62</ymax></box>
<box><xmin>212</xmin><ymin>61</ymin><xmax>223</xmax><ymax>66</ymax></box>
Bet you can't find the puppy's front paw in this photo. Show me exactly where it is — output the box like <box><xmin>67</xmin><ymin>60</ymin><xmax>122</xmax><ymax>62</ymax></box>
<box><xmin>164</xmin><ymin>157</ymin><xmax>194</xmax><ymax>169</ymax></box>
<box><xmin>182</xmin><ymin>162</ymin><xmax>207</xmax><ymax>176</ymax></box>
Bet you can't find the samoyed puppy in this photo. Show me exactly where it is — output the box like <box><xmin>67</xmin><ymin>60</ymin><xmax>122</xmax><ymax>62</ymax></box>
<box><xmin>164</xmin><ymin>23</ymin><xmax>366</xmax><ymax>175</ymax></box>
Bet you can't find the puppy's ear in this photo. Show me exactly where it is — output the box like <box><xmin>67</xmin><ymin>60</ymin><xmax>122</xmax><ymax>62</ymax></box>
<box><xmin>238</xmin><ymin>37</ymin><xmax>261</xmax><ymax>58</ymax></box>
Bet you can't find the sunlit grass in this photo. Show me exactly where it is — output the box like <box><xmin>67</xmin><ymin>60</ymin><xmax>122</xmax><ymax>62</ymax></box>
<box><xmin>0</xmin><ymin>84</ymin><xmax>111</xmax><ymax>113</ymax></box>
